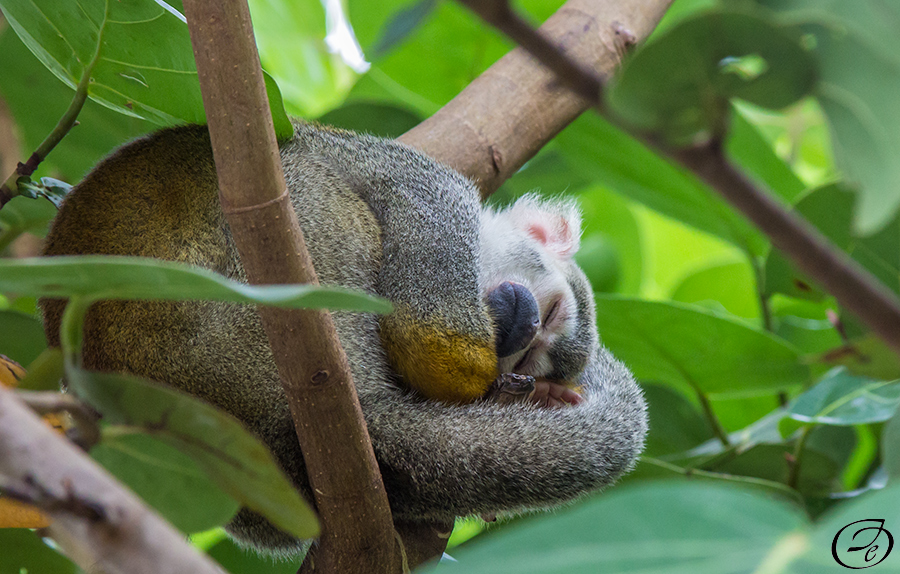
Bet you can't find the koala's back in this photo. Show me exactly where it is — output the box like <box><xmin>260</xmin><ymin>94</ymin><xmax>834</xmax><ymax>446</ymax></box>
<box><xmin>41</xmin><ymin>124</ymin><xmax>396</xmax><ymax>554</ymax></box>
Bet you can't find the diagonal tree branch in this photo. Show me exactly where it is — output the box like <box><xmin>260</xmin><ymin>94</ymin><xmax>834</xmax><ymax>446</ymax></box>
<box><xmin>0</xmin><ymin>384</ymin><xmax>226</xmax><ymax>574</ymax></box>
<box><xmin>400</xmin><ymin>0</ymin><xmax>673</xmax><ymax>195</ymax></box>
<box><xmin>441</xmin><ymin>0</ymin><xmax>900</xmax><ymax>359</ymax></box>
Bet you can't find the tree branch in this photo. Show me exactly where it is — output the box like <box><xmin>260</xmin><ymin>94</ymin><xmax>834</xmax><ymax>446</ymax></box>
<box><xmin>0</xmin><ymin>384</ymin><xmax>225</xmax><ymax>574</ymax></box>
<box><xmin>443</xmin><ymin>0</ymin><xmax>900</xmax><ymax>359</ymax></box>
<box><xmin>180</xmin><ymin>1</ymin><xmax>397</xmax><ymax>572</ymax></box>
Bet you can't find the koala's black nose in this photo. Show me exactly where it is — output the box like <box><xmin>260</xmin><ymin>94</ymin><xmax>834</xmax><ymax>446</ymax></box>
<box><xmin>486</xmin><ymin>281</ymin><xmax>541</xmax><ymax>357</ymax></box>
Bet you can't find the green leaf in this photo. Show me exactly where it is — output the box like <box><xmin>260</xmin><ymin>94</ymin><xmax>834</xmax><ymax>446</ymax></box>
<box><xmin>17</xmin><ymin>348</ymin><xmax>64</xmax><ymax>392</ymax></box>
<box><xmin>347</xmin><ymin>0</ymin><xmax>513</xmax><ymax>115</ymax></box>
<box><xmin>595</xmin><ymin>295</ymin><xmax>809</xmax><ymax>395</ymax></box>
<box><xmin>426</xmin><ymin>482</ymin><xmax>808</xmax><ymax>573</ymax></box>
<box><xmin>369</xmin><ymin>0</ymin><xmax>439</xmax><ymax>59</ymax></box>
<box><xmin>0</xmin><ymin>256</ymin><xmax>391</xmax><ymax>314</ymax></box>
<box><xmin>770</xmin><ymin>296</ymin><xmax>842</xmax><ymax>356</ymax></box>
<box><xmin>758</xmin><ymin>0</ymin><xmax>900</xmax><ymax>234</ymax></box>
<box><xmin>207</xmin><ymin>535</ymin><xmax>303</xmax><ymax>573</ymax></box>
<box><xmin>883</xmin><ymin>411</ymin><xmax>900</xmax><ymax>480</ymax></box>
<box><xmin>789</xmin><ymin>368</ymin><xmax>900</xmax><ymax>425</ymax></box>
<box><xmin>0</xmin><ymin>196</ymin><xmax>58</xmax><ymax>239</ymax></box>
<box><xmin>0</xmin><ymin>0</ymin><xmax>290</xmax><ymax>134</ymax></box>
<box><xmin>556</xmin><ymin>114</ymin><xmax>766</xmax><ymax>255</ymax></box>
<box><xmin>249</xmin><ymin>0</ymin><xmax>355</xmax><ymax>119</ymax></box>
<box><xmin>641</xmin><ymin>383</ymin><xmax>713</xmax><ymax>457</ymax></box>
<box><xmin>607</xmin><ymin>9</ymin><xmax>816</xmax><ymax>142</ymax></box>
<box><xmin>316</xmin><ymin>101</ymin><xmax>422</xmax><ymax>138</ymax></box>
<box><xmin>0</xmin><ymin>309</ymin><xmax>48</xmax><ymax>366</ymax></box>
<box><xmin>263</xmin><ymin>71</ymin><xmax>294</xmax><ymax>141</ymax></box>
<box><xmin>69</xmin><ymin>368</ymin><xmax>319</xmax><ymax>540</ymax></box>
<box><xmin>0</xmin><ymin>26</ymin><xmax>154</xmax><ymax>181</ymax></box>
<box><xmin>726</xmin><ymin>104</ymin><xmax>807</xmax><ymax>203</ymax></box>
<box><xmin>575</xmin><ymin>235</ymin><xmax>621</xmax><ymax>294</ymax></box>
<box><xmin>804</xmin><ymin>484</ymin><xmax>900</xmax><ymax>571</ymax></box>
<box><xmin>577</xmin><ymin>186</ymin><xmax>643</xmax><ymax>295</ymax></box>
<box><xmin>0</xmin><ymin>0</ymin><xmax>202</xmax><ymax>125</ymax></box>
<box><xmin>92</xmin><ymin>432</ymin><xmax>240</xmax><ymax>533</ymax></box>
<box><xmin>670</xmin><ymin>260</ymin><xmax>760</xmax><ymax>321</ymax></box>
<box><xmin>0</xmin><ymin>528</ymin><xmax>78</xmax><ymax>574</ymax></box>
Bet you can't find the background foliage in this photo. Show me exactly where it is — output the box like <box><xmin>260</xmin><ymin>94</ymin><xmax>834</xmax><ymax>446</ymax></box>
<box><xmin>2</xmin><ymin>0</ymin><xmax>900</xmax><ymax>572</ymax></box>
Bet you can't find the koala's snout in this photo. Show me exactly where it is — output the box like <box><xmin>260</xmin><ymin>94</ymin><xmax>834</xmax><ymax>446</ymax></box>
<box><xmin>487</xmin><ymin>281</ymin><xmax>541</xmax><ymax>357</ymax></box>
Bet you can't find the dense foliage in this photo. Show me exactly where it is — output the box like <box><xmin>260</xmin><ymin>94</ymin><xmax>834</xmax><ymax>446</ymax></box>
<box><xmin>1</xmin><ymin>0</ymin><xmax>899</xmax><ymax>572</ymax></box>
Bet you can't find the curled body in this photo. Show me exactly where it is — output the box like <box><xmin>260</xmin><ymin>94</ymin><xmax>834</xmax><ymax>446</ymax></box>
<box><xmin>40</xmin><ymin>122</ymin><xmax>647</xmax><ymax>557</ymax></box>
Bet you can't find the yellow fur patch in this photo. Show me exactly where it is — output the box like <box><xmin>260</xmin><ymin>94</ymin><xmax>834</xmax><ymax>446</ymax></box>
<box><xmin>381</xmin><ymin>313</ymin><xmax>498</xmax><ymax>404</ymax></box>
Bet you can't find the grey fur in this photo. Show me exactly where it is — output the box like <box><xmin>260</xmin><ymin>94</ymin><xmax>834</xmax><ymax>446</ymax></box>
<box><xmin>40</xmin><ymin>122</ymin><xmax>647</xmax><ymax>558</ymax></box>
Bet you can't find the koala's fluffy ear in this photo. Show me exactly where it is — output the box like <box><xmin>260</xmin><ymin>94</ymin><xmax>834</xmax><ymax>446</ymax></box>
<box><xmin>508</xmin><ymin>194</ymin><xmax>583</xmax><ymax>259</ymax></box>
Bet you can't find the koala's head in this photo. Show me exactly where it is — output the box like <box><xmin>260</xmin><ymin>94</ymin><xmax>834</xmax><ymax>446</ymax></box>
<box><xmin>480</xmin><ymin>194</ymin><xmax>597</xmax><ymax>380</ymax></box>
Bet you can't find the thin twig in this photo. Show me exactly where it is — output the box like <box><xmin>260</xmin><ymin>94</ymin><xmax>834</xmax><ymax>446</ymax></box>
<box><xmin>456</xmin><ymin>0</ymin><xmax>602</xmax><ymax>103</ymax></box>
<box><xmin>0</xmin><ymin>22</ymin><xmax>104</xmax><ymax>208</ymax></box>
<box><xmin>642</xmin><ymin>456</ymin><xmax>804</xmax><ymax>503</ymax></box>
<box><xmin>695</xmin><ymin>387</ymin><xmax>730</xmax><ymax>448</ymax></box>
<box><xmin>786</xmin><ymin>425</ymin><xmax>812</xmax><ymax>490</ymax></box>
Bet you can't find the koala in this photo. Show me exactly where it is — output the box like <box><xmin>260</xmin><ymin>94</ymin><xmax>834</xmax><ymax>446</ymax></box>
<box><xmin>39</xmin><ymin>122</ymin><xmax>647</xmax><ymax>557</ymax></box>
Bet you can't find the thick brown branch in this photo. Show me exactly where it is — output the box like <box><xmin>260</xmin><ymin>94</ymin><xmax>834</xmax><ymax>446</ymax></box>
<box><xmin>400</xmin><ymin>0</ymin><xmax>672</xmax><ymax>195</ymax></box>
<box><xmin>448</xmin><ymin>0</ymin><xmax>900</xmax><ymax>358</ymax></box>
<box><xmin>180</xmin><ymin>1</ymin><xmax>397</xmax><ymax>572</ymax></box>
<box><xmin>0</xmin><ymin>384</ymin><xmax>225</xmax><ymax>574</ymax></box>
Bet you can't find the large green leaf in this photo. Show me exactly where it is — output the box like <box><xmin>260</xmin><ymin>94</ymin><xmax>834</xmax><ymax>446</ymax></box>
<box><xmin>92</xmin><ymin>433</ymin><xmax>240</xmax><ymax>533</ymax></box>
<box><xmin>0</xmin><ymin>196</ymin><xmax>58</xmax><ymax>239</ymax></box>
<box><xmin>0</xmin><ymin>256</ymin><xmax>391</xmax><ymax>313</ymax></box>
<box><xmin>0</xmin><ymin>0</ymin><xmax>291</xmax><ymax>138</ymax></box>
<box><xmin>557</xmin><ymin>114</ymin><xmax>766</xmax><ymax>255</ymax></box>
<box><xmin>0</xmin><ymin>27</ymin><xmax>154</xmax><ymax>181</ymax></box>
<box><xmin>207</xmin><ymin>534</ymin><xmax>302</xmax><ymax>573</ymax></box>
<box><xmin>69</xmin><ymin>368</ymin><xmax>319</xmax><ymax>540</ymax></box>
<box><xmin>789</xmin><ymin>368</ymin><xmax>900</xmax><ymax>426</ymax></box>
<box><xmin>607</xmin><ymin>9</ymin><xmax>816</xmax><ymax>142</ymax></box>
<box><xmin>0</xmin><ymin>529</ymin><xmax>78</xmax><ymax>574</ymax></box>
<box><xmin>316</xmin><ymin>101</ymin><xmax>422</xmax><ymax>138</ymax></box>
<box><xmin>641</xmin><ymin>383</ymin><xmax>714</xmax><ymax>457</ymax></box>
<box><xmin>426</xmin><ymin>482</ymin><xmax>808</xmax><ymax>573</ymax></box>
<box><xmin>577</xmin><ymin>186</ymin><xmax>643</xmax><ymax>295</ymax></box>
<box><xmin>726</xmin><ymin>105</ymin><xmax>807</xmax><ymax>204</ymax></box>
<box><xmin>429</xmin><ymin>480</ymin><xmax>900</xmax><ymax>573</ymax></box>
<box><xmin>670</xmin><ymin>260</ymin><xmax>759</xmax><ymax>321</ymax></box>
<box><xmin>347</xmin><ymin>0</ymin><xmax>564</xmax><ymax>114</ymax></box>
<box><xmin>801</xmin><ymin>484</ymin><xmax>900</xmax><ymax>572</ymax></box>
<box><xmin>595</xmin><ymin>295</ymin><xmax>809</xmax><ymax>395</ymax></box>
<box><xmin>757</xmin><ymin>0</ymin><xmax>900</xmax><ymax>234</ymax></box>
